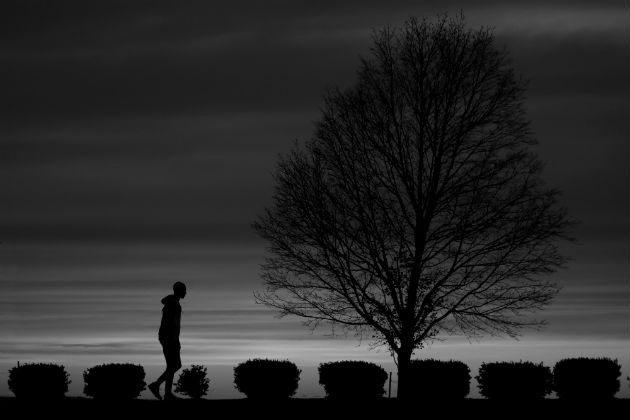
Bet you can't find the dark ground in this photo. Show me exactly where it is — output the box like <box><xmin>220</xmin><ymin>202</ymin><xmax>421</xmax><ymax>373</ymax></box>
<box><xmin>1</xmin><ymin>397</ymin><xmax>628</xmax><ymax>420</ymax></box>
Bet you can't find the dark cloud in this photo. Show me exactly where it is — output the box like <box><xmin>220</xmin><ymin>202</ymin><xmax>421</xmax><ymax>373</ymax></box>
<box><xmin>3</xmin><ymin>1</ymin><xmax>626</xmax><ymax>120</ymax></box>
<box><xmin>499</xmin><ymin>32</ymin><xmax>628</xmax><ymax>96</ymax></box>
<box><xmin>2</xmin><ymin>8</ymin><xmax>626</xmax><ymax>241</ymax></box>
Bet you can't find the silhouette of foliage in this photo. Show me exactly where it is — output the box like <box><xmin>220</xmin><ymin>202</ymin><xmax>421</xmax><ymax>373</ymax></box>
<box><xmin>253</xmin><ymin>13</ymin><xmax>575</xmax><ymax>399</ymax></box>
<box><xmin>8</xmin><ymin>362</ymin><xmax>70</xmax><ymax>399</ymax></box>
<box><xmin>233</xmin><ymin>359</ymin><xmax>301</xmax><ymax>399</ymax></box>
<box><xmin>553</xmin><ymin>357</ymin><xmax>621</xmax><ymax>399</ymax></box>
<box><xmin>174</xmin><ymin>365</ymin><xmax>210</xmax><ymax>399</ymax></box>
<box><xmin>409</xmin><ymin>359</ymin><xmax>470</xmax><ymax>398</ymax></box>
<box><xmin>476</xmin><ymin>361</ymin><xmax>552</xmax><ymax>399</ymax></box>
<box><xmin>83</xmin><ymin>363</ymin><xmax>146</xmax><ymax>399</ymax></box>
<box><xmin>318</xmin><ymin>360</ymin><xmax>388</xmax><ymax>398</ymax></box>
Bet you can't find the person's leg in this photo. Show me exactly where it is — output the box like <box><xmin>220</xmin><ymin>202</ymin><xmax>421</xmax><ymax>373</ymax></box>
<box><xmin>148</xmin><ymin>340</ymin><xmax>171</xmax><ymax>399</ymax></box>
<box><xmin>149</xmin><ymin>376</ymin><xmax>163</xmax><ymax>399</ymax></box>
<box><xmin>164</xmin><ymin>370</ymin><xmax>175</xmax><ymax>397</ymax></box>
<box><xmin>163</xmin><ymin>341</ymin><xmax>181</xmax><ymax>398</ymax></box>
<box><xmin>155</xmin><ymin>369</ymin><xmax>169</xmax><ymax>385</ymax></box>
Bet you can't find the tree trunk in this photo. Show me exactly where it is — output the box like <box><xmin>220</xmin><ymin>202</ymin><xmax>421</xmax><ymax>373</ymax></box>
<box><xmin>396</xmin><ymin>346</ymin><xmax>414</xmax><ymax>400</ymax></box>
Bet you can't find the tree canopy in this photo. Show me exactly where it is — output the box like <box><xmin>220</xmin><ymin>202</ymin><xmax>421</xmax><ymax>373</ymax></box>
<box><xmin>253</xmin><ymin>15</ymin><xmax>574</xmax><ymax>398</ymax></box>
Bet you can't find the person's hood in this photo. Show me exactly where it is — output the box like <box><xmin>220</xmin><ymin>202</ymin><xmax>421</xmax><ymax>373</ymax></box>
<box><xmin>161</xmin><ymin>294</ymin><xmax>179</xmax><ymax>305</ymax></box>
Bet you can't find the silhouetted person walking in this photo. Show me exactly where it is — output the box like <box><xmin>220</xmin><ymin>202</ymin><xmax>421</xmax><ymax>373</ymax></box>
<box><xmin>149</xmin><ymin>282</ymin><xmax>186</xmax><ymax>400</ymax></box>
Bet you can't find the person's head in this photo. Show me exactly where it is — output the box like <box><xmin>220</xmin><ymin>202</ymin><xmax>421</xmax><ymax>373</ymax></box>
<box><xmin>173</xmin><ymin>282</ymin><xmax>187</xmax><ymax>299</ymax></box>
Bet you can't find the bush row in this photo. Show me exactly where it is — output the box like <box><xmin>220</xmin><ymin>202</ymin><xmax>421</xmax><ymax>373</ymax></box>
<box><xmin>7</xmin><ymin>357</ymin><xmax>623</xmax><ymax>399</ymax></box>
<box><xmin>8</xmin><ymin>362</ymin><xmax>209</xmax><ymax>400</ymax></box>
<box><xmin>83</xmin><ymin>363</ymin><xmax>146</xmax><ymax>399</ymax></box>
<box><xmin>409</xmin><ymin>359</ymin><xmax>471</xmax><ymax>399</ymax></box>
<box><xmin>234</xmin><ymin>359</ymin><xmax>301</xmax><ymax>398</ymax></box>
<box><xmin>476</xmin><ymin>361</ymin><xmax>552</xmax><ymax>399</ymax></box>
<box><xmin>318</xmin><ymin>360</ymin><xmax>388</xmax><ymax>398</ymax></box>
<box><xmin>476</xmin><ymin>358</ymin><xmax>622</xmax><ymax>399</ymax></box>
<box><xmin>7</xmin><ymin>363</ymin><xmax>71</xmax><ymax>399</ymax></box>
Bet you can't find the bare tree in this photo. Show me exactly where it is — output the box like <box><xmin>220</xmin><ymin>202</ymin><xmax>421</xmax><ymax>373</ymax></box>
<box><xmin>253</xmin><ymin>15</ymin><xmax>574</xmax><ymax>399</ymax></box>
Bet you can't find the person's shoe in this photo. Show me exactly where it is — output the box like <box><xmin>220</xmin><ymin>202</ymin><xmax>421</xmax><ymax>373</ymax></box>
<box><xmin>164</xmin><ymin>393</ymin><xmax>182</xmax><ymax>401</ymax></box>
<box><xmin>148</xmin><ymin>382</ymin><xmax>162</xmax><ymax>400</ymax></box>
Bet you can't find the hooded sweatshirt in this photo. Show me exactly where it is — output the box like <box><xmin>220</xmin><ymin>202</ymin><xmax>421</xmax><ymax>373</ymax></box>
<box><xmin>158</xmin><ymin>294</ymin><xmax>181</xmax><ymax>342</ymax></box>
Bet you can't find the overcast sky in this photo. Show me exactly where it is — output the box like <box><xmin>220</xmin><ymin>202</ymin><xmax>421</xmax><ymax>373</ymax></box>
<box><xmin>1</xmin><ymin>0</ymin><xmax>628</xmax><ymax>398</ymax></box>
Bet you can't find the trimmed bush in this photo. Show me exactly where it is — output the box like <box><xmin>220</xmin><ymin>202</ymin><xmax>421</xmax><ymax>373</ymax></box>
<box><xmin>318</xmin><ymin>361</ymin><xmax>388</xmax><ymax>399</ymax></box>
<box><xmin>234</xmin><ymin>359</ymin><xmax>301</xmax><ymax>399</ymax></box>
<box><xmin>553</xmin><ymin>357</ymin><xmax>621</xmax><ymax>399</ymax></box>
<box><xmin>409</xmin><ymin>359</ymin><xmax>470</xmax><ymax>399</ymax></box>
<box><xmin>476</xmin><ymin>361</ymin><xmax>552</xmax><ymax>399</ymax></box>
<box><xmin>175</xmin><ymin>365</ymin><xmax>210</xmax><ymax>399</ymax></box>
<box><xmin>83</xmin><ymin>363</ymin><xmax>146</xmax><ymax>399</ymax></box>
<box><xmin>8</xmin><ymin>362</ymin><xmax>71</xmax><ymax>399</ymax></box>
